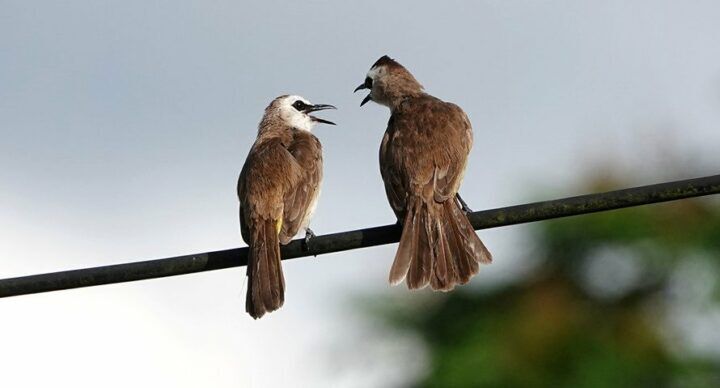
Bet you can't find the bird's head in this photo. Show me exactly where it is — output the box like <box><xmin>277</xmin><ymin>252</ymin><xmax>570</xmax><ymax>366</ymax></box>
<box><xmin>266</xmin><ymin>95</ymin><xmax>336</xmax><ymax>132</ymax></box>
<box><xmin>354</xmin><ymin>55</ymin><xmax>424</xmax><ymax>110</ymax></box>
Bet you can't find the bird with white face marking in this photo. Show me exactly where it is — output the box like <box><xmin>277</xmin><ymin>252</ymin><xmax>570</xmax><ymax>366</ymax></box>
<box><xmin>355</xmin><ymin>55</ymin><xmax>492</xmax><ymax>291</ymax></box>
<box><xmin>237</xmin><ymin>95</ymin><xmax>335</xmax><ymax>319</ymax></box>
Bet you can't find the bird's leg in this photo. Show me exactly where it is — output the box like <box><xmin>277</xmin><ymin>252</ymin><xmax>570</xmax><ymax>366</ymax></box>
<box><xmin>302</xmin><ymin>227</ymin><xmax>316</xmax><ymax>252</ymax></box>
<box><xmin>456</xmin><ymin>193</ymin><xmax>473</xmax><ymax>214</ymax></box>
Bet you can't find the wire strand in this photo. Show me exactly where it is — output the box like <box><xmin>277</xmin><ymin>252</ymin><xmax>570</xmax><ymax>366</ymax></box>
<box><xmin>1</xmin><ymin>174</ymin><xmax>719</xmax><ymax>298</ymax></box>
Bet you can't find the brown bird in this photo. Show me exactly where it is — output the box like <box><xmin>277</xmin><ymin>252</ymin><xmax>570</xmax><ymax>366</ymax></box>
<box><xmin>355</xmin><ymin>55</ymin><xmax>491</xmax><ymax>291</ymax></box>
<box><xmin>237</xmin><ymin>95</ymin><xmax>335</xmax><ymax>319</ymax></box>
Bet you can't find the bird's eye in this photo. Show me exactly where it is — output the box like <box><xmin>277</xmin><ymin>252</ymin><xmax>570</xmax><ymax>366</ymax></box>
<box><xmin>364</xmin><ymin>77</ymin><xmax>373</xmax><ymax>89</ymax></box>
<box><xmin>292</xmin><ymin>100</ymin><xmax>306</xmax><ymax>111</ymax></box>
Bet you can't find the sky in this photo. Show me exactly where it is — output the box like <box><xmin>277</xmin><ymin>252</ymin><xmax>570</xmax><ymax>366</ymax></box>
<box><xmin>1</xmin><ymin>1</ymin><xmax>719</xmax><ymax>387</ymax></box>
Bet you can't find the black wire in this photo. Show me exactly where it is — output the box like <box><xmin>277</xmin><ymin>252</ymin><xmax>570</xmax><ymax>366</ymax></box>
<box><xmin>1</xmin><ymin>174</ymin><xmax>719</xmax><ymax>298</ymax></box>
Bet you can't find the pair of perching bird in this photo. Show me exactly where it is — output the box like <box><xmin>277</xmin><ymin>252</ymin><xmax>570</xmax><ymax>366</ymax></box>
<box><xmin>238</xmin><ymin>56</ymin><xmax>492</xmax><ymax>319</ymax></box>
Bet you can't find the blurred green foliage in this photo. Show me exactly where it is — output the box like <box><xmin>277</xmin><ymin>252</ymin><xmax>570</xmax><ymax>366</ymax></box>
<box><xmin>372</xmin><ymin>178</ymin><xmax>720</xmax><ymax>387</ymax></box>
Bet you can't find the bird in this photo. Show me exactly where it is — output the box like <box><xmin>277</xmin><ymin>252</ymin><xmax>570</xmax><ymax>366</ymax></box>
<box><xmin>354</xmin><ymin>55</ymin><xmax>491</xmax><ymax>291</ymax></box>
<box><xmin>237</xmin><ymin>95</ymin><xmax>335</xmax><ymax>319</ymax></box>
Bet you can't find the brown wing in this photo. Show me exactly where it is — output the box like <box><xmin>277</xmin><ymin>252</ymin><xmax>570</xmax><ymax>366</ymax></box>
<box><xmin>238</xmin><ymin>164</ymin><xmax>251</xmax><ymax>244</ymax></box>
<box><xmin>238</xmin><ymin>138</ymin><xmax>303</xmax><ymax>243</ymax></box>
<box><xmin>380</xmin><ymin>116</ymin><xmax>409</xmax><ymax>220</ymax></box>
<box><xmin>278</xmin><ymin>131</ymin><xmax>323</xmax><ymax>244</ymax></box>
<box><xmin>380</xmin><ymin>96</ymin><xmax>473</xmax><ymax>219</ymax></box>
<box><xmin>430</xmin><ymin>102</ymin><xmax>473</xmax><ymax>202</ymax></box>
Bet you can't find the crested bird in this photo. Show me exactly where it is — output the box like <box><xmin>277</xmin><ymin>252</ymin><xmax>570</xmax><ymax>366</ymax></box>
<box><xmin>237</xmin><ymin>95</ymin><xmax>335</xmax><ymax>319</ymax></box>
<box><xmin>355</xmin><ymin>55</ymin><xmax>492</xmax><ymax>291</ymax></box>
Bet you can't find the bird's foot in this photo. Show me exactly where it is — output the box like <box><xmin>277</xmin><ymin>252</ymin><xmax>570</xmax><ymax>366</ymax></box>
<box><xmin>302</xmin><ymin>228</ymin><xmax>316</xmax><ymax>252</ymax></box>
<box><xmin>457</xmin><ymin>194</ymin><xmax>473</xmax><ymax>214</ymax></box>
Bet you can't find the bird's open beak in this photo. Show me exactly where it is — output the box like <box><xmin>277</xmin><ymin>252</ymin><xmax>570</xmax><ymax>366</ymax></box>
<box><xmin>305</xmin><ymin>104</ymin><xmax>337</xmax><ymax>125</ymax></box>
<box><xmin>354</xmin><ymin>82</ymin><xmax>372</xmax><ymax>107</ymax></box>
<box><xmin>359</xmin><ymin>94</ymin><xmax>372</xmax><ymax>107</ymax></box>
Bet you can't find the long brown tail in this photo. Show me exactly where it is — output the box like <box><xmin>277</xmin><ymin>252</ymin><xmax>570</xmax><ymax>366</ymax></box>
<box><xmin>246</xmin><ymin>219</ymin><xmax>285</xmax><ymax>319</ymax></box>
<box><xmin>390</xmin><ymin>197</ymin><xmax>492</xmax><ymax>291</ymax></box>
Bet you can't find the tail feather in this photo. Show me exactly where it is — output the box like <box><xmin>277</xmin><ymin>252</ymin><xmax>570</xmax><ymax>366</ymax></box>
<box><xmin>407</xmin><ymin>206</ymin><xmax>432</xmax><ymax>289</ymax></box>
<box><xmin>390</xmin><ymin>200</ymin><xmax>419</xmax><ymax>285</ymax></box>
<box><xmin>246</xmin><ymin>219</ymin><xmax>285</xmax><ymax>319</ymax></box>
<box><xmin>391</xmin><ymin>198</ymin><xmax>432</xmax><ymax>288</ymax></box>
<box><xmin>390</xmin><ymin>196</ymin><xmax>491</xmax><ymax>291</ymax></box>
<box><xmin>430</xmin><ymin>216</ymin><xmax>454</xmax><ymax>291</ymax></box>
<box><xmin>444</xmin><ymin>200</ymin><xmax>480</xmax><ymax>285</ymax></box>
<box><xmin>443</xmin><ymin>208</ymin><xmax>467</xmax><ymax>273</ymax></box>
<box><xmin>448</xmin><ymin>199</ymin><xmax>492</xmax><ymax>265</ymax></box>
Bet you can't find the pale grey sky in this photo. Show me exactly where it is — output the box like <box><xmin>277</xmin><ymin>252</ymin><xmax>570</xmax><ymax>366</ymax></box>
<box><xmin>1</xmin><ymin>1</ymin><xmax>719</xmax><ymax>387</ymax></box>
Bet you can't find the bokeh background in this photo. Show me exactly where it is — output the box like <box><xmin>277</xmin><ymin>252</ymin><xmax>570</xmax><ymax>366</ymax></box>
<box><xmin>1</xmin><ymin>1</ymin><xmax>719</xmax><ymax>387</ymax></box>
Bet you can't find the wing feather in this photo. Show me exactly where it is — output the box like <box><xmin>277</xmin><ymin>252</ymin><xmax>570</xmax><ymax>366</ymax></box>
<box><xmin>380</xmin><ymin>97</ymin><xmax>473</xmax><ymax>214</ymax></box>
<box><xmin>279</xmin><ymin>131</ymin><xmax>323</xmax><ymax>244</ymax></box>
